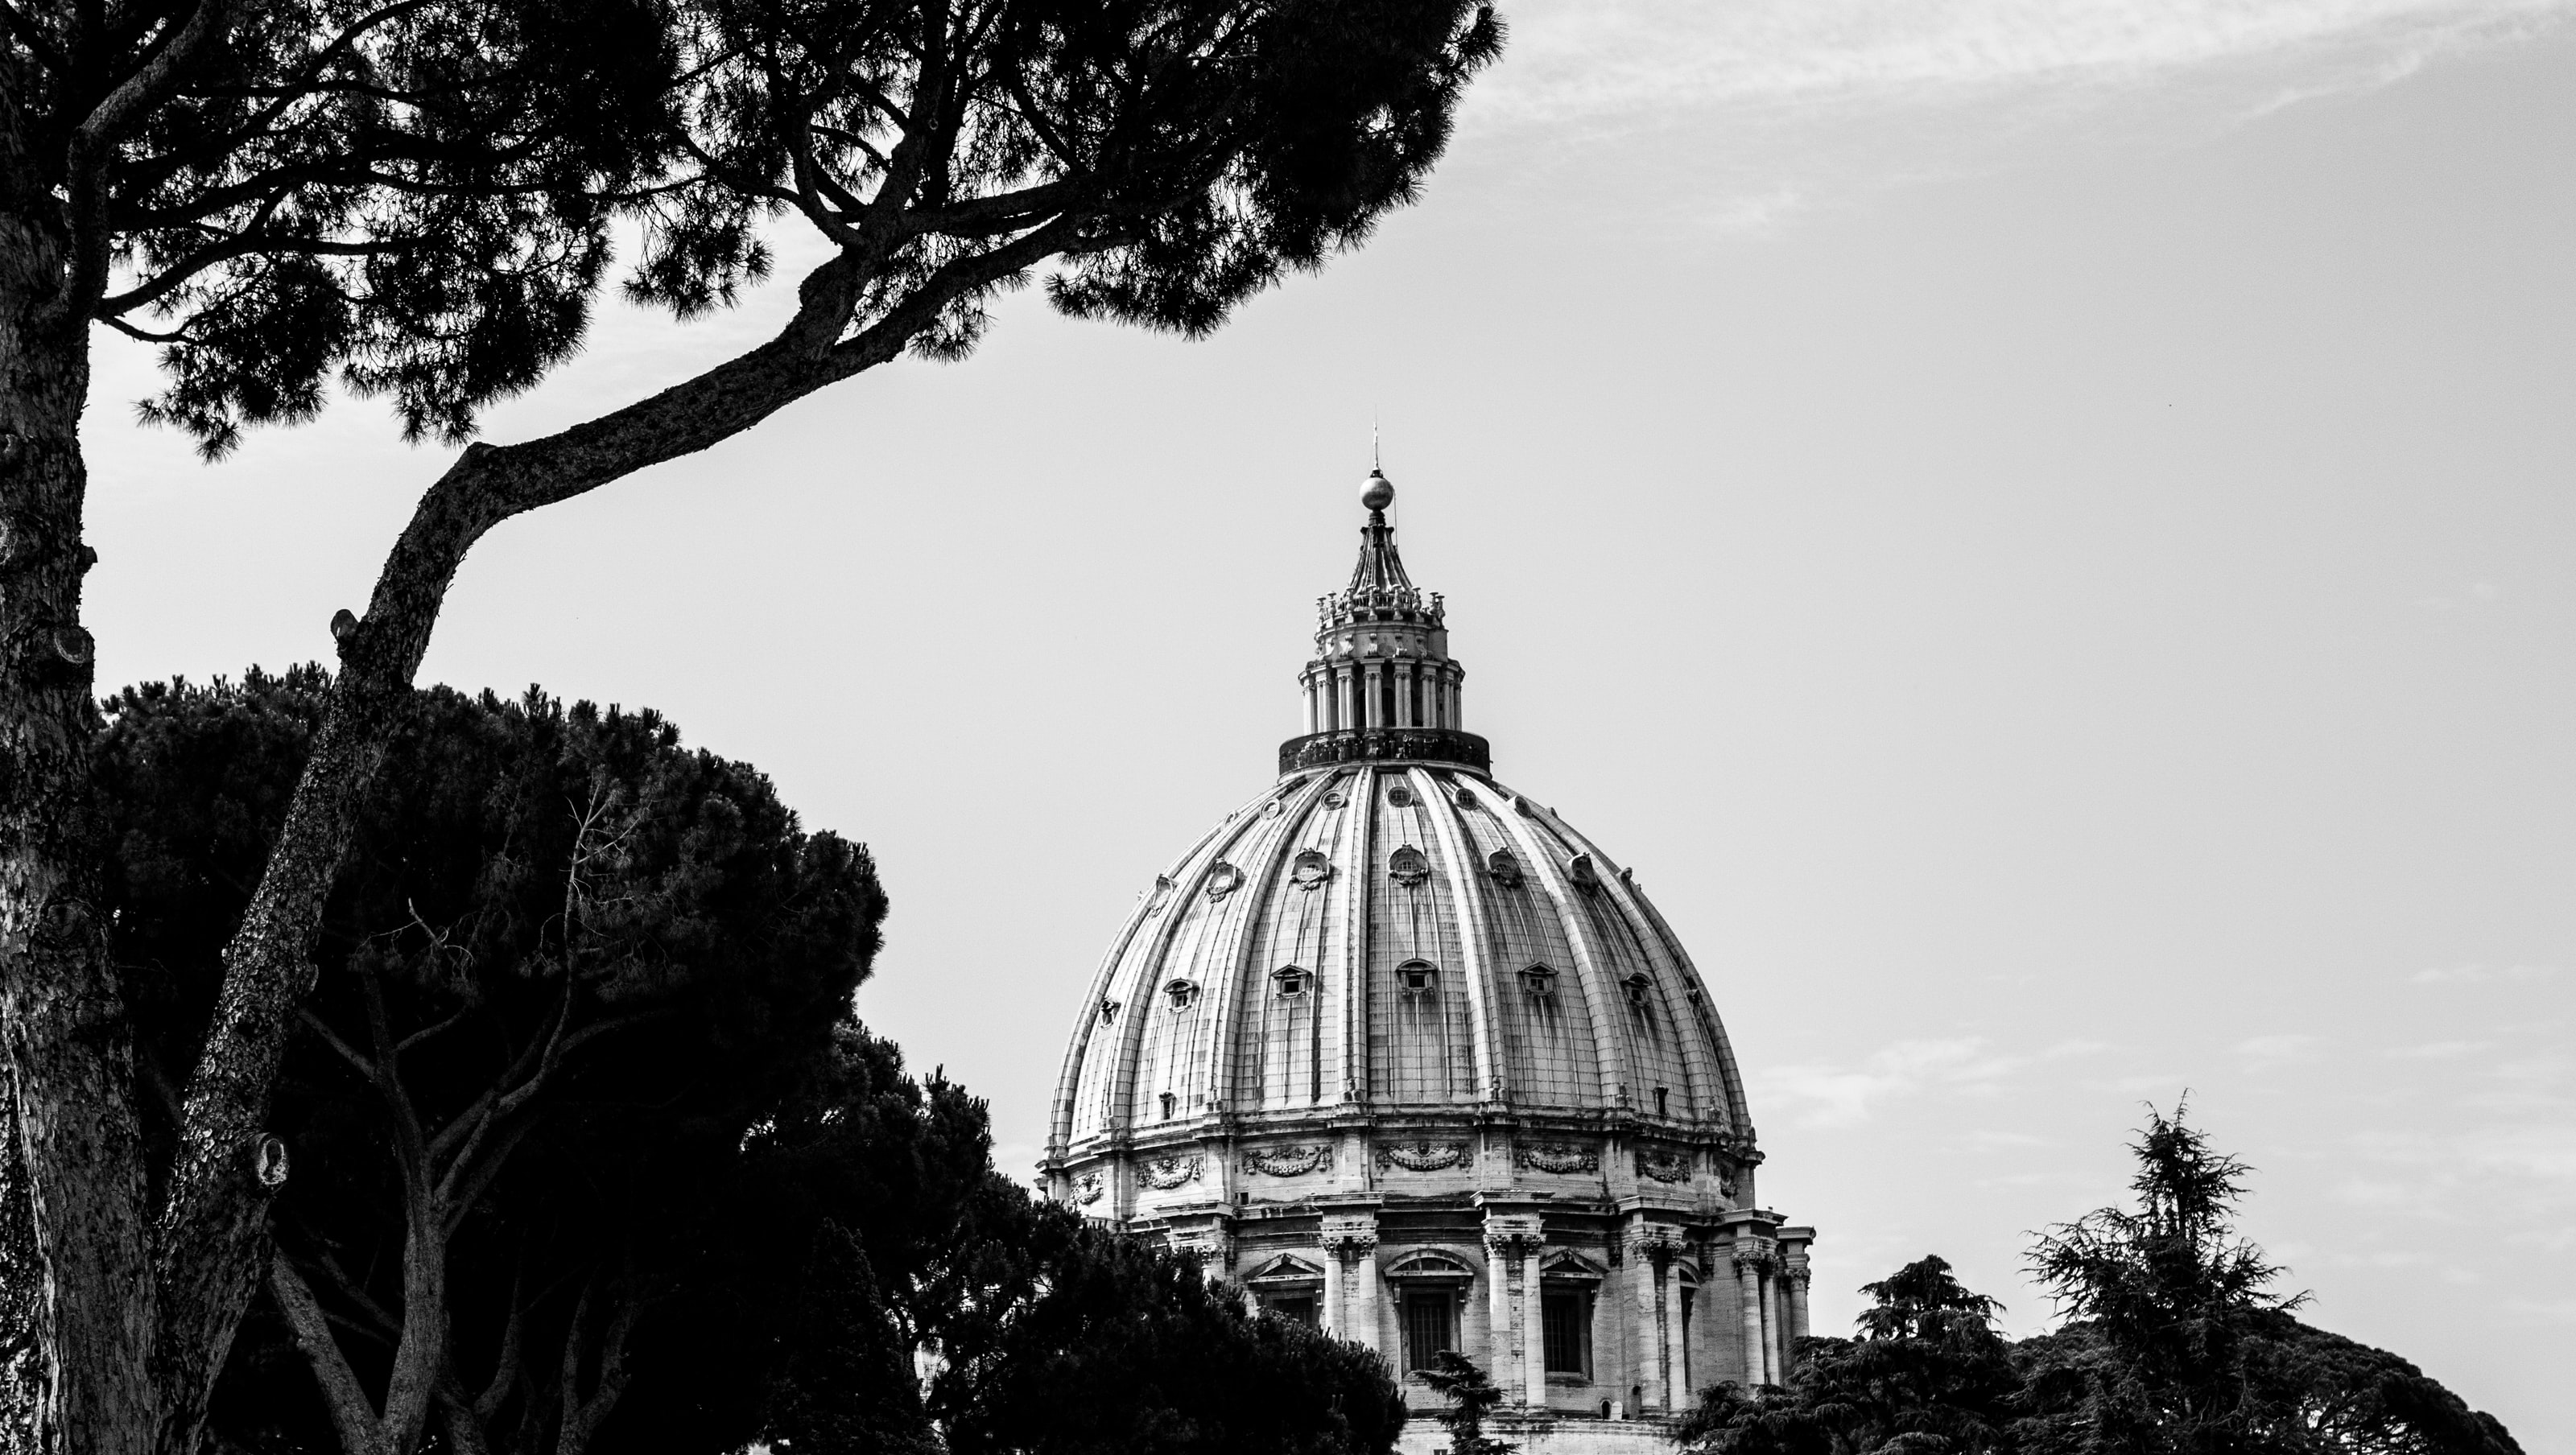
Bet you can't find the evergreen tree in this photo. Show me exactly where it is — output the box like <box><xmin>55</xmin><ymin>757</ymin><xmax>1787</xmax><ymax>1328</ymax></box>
<box><xmin>94</xmin><ymin>668</ymin><xmax>1409</xmax><ymax>1455</ymax></box>
<box><xmin>2015</xmin><ymin>1102</ymin><xmax>2522</xmax><ymax>1455</ymax></box>
<box><xmin>1418</xmin><ymin>1351</ymin><xmax>1513</xmax><ymax>1455</ymax></box>
<box><xmin>0</xmin><ymin>10</ymin><xmax>1502</xmax><ymax>1449</ymax></box>
<box><xmin>1674</xmin><ymin>1255</ymin><xmax>2017</xmax><ymax>1455</ymax></box>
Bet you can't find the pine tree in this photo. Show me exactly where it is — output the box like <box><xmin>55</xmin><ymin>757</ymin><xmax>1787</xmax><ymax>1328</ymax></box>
<box><xmin>1417</xmin><ymin>1351</ymin><xmax>1514</xmax><ymax>1455</ymax></box>
<box><xmin>2016</xmin><ymin>1100</ymin><xmax>2522</xmax><ymax>1455</ymax></box>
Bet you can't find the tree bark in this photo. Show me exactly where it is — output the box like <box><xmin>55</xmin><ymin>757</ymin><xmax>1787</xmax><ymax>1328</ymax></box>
<box><xmin>0</xmin><ymin>208</ymin><xmax>159</xmax><ymax>1455</ymax></box>
<box><xmin>0</xmin><ymin>1077</ymin><xmax>49</xmax><ymax>1455</ymax></box>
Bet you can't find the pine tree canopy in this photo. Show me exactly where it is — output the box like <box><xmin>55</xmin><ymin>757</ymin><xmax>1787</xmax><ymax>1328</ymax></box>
<box><xmin>1676</xmin><ymin>1107</ymin><xmax>2522</xmax><ymax>1455</ymax></box>
<box><xmin>9</xmin><ymin>0</ymin><xmax>1504</xmax><ymax>453</ymax></box>
<box><xmin>87</xmin><ymin>667</ymin><xmax>1407</xmax><ymax>1455</ymax></box>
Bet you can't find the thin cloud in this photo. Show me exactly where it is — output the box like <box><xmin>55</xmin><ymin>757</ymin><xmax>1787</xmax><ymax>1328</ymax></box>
<box><xmin>1477</xmin><ymin>0</ymin><xmax>2576</xmax><ymax>129</ymax></box>
<box><xmin>2235</xmin><ymin>1033</ymin><xmax>2323</xmax><ymax>1065</ymax></box>
<box><xmin>1758</xmin><ymin>1036</ymin><xmax>2027</xmax><ymax>1126</ymax></box>
<box><xmin>2411</xmin><ymin>962</ymin><xmax>2563</xmax><ymax>984</ymax></box>
<box><xmin>2385</xmin><ymin>1039</ymin><xmax>2493</xmax><ymax>1059</ymax></box>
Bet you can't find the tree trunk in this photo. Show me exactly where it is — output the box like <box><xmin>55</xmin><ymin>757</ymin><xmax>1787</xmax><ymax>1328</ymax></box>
<box><xmin>0</xmin><ymin>210</ymin><xmax>159</xmax><ymax>1455</ymax></box>
<box><xmin>1</xmin><ymin>1077</ymin><xmax>49</xmax><ymax>1455</ymax></box>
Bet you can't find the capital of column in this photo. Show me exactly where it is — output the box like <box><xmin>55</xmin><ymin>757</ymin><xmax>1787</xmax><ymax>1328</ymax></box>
<box><xmin>1625</xmin><ymin>1226</ymin><xmax>1682</xmax><ymax>1270</ymax></box>
<box><xmin>1320</xmin><ymin>1211</ymin><xmax>1380</xmax><ymax>1256</ymax></box>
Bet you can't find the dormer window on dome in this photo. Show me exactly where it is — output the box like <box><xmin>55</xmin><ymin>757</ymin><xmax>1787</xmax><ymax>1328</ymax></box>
<box><xmin>1166</xmin><ymin>979</ymin><xmax>1200</xmax><ymax>1011</ymax></box>
<box><xmin>1389</xmin><ymin>845</ymin><xmax>1430</xmax><ymax>886</ymax></box>
<box><xmin>1622</xmin><ymin>972</ymin><xmax>1653</xmax><ymax>1009</ymax></box>
<box><xmin>1520</xmin><ymin>964</ymin><xmax>1558</xmax><ymax>999</ymax></box>
<box><xmin>1397</xmin><ymin>960</ymin><xmax>1439</xmax><ymax>996</ymax></box>
<box><xmin>1273</xmin><ymin>965</ymin><xmax>1311</xmax><ymax>998</ymax></box>
<box><xmin>1290</xmin><ymin>849</ymin><xmax>1331</xmax><ymax>889</ymax></box>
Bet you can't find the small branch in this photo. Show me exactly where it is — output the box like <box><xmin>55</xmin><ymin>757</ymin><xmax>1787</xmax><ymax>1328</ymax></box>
<box><xmin>51</xmin><ymin>0</ymin><xmax>233</xmax><ymax>330</ymax></box>
<box><xmin>298</xmin><ymin>1008</ymin><xmax>378</xmax><ymax>1081</ymax></box>
<box><xmin>269</xmin><ymin>1251</ymin><xmax>393</xmax><ymax>1455</ymax></box>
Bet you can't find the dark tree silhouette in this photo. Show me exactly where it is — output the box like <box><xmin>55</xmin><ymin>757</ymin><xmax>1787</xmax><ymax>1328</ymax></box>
<box><xmin>2013</xmin><ymin>1101</ymin><xmax>2522</xmax><ymax>1455</ymax></box>
<box><xmin>1418</xmin><ymin>1351</ymin><xmax>1513</xmax><ymax>1455</ymax></box>
<box><xmin>90</xmin><ymin>670</ymin><xmax>1406</xmax><ymax>1455</ymax></box>
<box><xmin>0</xmin><ymin>7</ymin><xmax>1501</xmax><ymax>1451</ymax></box>
<box><xmin>1674</xmin><ymin>1254</ymin><xmax>2019</xmax><ymax>1455</ymax></box>
<box><xmin>1672</xmin><ymin>1110</ymin><xmax>2522</xmax><ymax>1455</ymax></box>
<box><xmin>93</xmin><ymin>670</ymin><xmax>884</xmax><ymax>1455</ymax></box>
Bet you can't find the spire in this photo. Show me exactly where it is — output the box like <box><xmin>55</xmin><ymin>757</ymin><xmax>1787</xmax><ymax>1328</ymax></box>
<box><xmin>1279</xmin><ymin>468</ymin><xmax>1489</xmax><ymax>775</ymax></box>
<box><xmin>1348</xmin><ymin>468</ymin><xmax>1418</xmax><ymax>598</ymax></box>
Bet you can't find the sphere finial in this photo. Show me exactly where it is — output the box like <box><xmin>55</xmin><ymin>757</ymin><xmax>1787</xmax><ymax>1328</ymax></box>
<box><xmin>1360</xmin><ymin>468</ymin><xmax>1394</xmax><ymax>514</ymax></box>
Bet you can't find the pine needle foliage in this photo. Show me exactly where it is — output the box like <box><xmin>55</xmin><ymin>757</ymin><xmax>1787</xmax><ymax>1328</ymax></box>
<box><xmin>1674</xmin><ymin>1255</ymin><xmax>2019</xmax><ymax>1455</ymax></box>
<box><xmin>1418</xmin><ymin>1351</ymin><xmax>1515</xmax><ymax>1455</ymax></box>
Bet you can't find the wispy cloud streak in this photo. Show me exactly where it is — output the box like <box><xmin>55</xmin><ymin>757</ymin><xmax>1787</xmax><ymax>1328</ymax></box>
<box><xmin>1477</xmin><ymin>0</ymin><xmax>2576</xmax><ymax>129</ymax></box>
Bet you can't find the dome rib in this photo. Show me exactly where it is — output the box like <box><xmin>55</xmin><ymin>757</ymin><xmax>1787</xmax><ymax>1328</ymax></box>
<box><xmin>1484</xmin><ymin>796</ymin><xmax>1633</xmax><ymax>1113</ymax></box>
<box><xmin>1415</xmin><ymin>767</ymin><xmax>1505</xmax><ymax>1105</ymax></box>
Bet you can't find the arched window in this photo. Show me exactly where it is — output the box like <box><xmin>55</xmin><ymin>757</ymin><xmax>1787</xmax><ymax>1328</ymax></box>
<box><xmin>1385</xmin><ymin>1251</ymin><xmax>1472</xmax><ymax>1373</ymax></box>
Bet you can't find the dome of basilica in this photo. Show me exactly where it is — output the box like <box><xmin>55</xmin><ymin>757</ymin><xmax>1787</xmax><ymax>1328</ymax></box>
<box><xmin>1042</xmin><ymin>471</ymin><xmax>1814</xmax><ymax>1451</ymax></box>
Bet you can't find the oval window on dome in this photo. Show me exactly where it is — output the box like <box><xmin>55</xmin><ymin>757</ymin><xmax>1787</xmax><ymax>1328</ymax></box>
<box><xmin>1142</xmin><ymin>875</ymin><xmax>1174</xmax><ymax>915</ymax></box>
<box><xmin>1204</xmin><ymin>862</ymin><xmax>1245</xmax><ymax>899</ymax></box>
<box><xmin>1166</xmin><ymin>979</ymin><xmax>1201</xmax><ymax>1011</ymax></box>
<box><xmin>1389</xmin><ymin>845</ymin><xmax>1430</xmax><ymax>887</ymax></box>
<box><xmin>1274</xmin><ymin>965</ymin><xmax>1311</xmax><ymax>998</ymax></box>
<box><xmin>1568</xmin><ymin>854</ymin><xmax>1603</xmax><ymax>890</ymax></box>
<box><xmin>1397</xmin><ymin>959</ymin><xmax>1439</xmax><ymax>996</ymax></box>
<box><xmin>1290</xmin><ymin>849</ymin><xmax>1331</xmax><ymax>890</ymax></box>
<box><xmin>1621</xmin><ymin>972</ymin><xmax>1652</xmax><ymax>1009</ymax></box>
<box><xmin>1387</xmin><ymin>782</ymin><xmax>1416</xmax><ymax>808</ymax></box>
<box><xmin>1486</xmin><ymin>849</ymin><xmax>1523</xmax><ymax>888</ymax></box>
<box><xmin>1323</xmin><ymin>789</ymin><xmax>1348</xmax><ymax>810</ymax></box>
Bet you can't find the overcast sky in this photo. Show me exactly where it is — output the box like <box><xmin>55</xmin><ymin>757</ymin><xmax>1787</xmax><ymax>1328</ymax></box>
<box><xmin>80</xmin><ymin>1</ymin><xmax>2575</xmax><ymax>1444</ymax></box>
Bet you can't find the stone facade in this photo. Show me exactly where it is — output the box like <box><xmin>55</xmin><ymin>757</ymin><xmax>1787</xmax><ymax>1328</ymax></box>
<box><xmin>1041</xmin><ymin>468</ymin><xmax>1817</xmax><ymax>1448</ymax></box>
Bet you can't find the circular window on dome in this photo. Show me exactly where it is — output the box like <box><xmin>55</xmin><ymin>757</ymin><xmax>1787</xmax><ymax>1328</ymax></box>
<box><xmin>1322</xmin><ymin>788</ymin><xmax>1348</xmax><ymax>810</ymax></box>
<box><xmin>1274</xmin><ymin>965</ymin><xmax>1311</xmax><ymax>998</ymax></box>
<box><xmin>1568</xmin><ymin>854</ymin><xmax>1603</xmax><ymax>890</ymax></box>
<box><xmin>1142</xmin><ymin>875</ymin><xmax>1174</xmax><ymax>915</ymax></box>
<box><xmin>1387</xmin><ymin>783</ymin><xmax>1416</xmax><ymax>808</ymax></box>
<box><xmin>1486</xmin><ymin>849</ymin><xmax>1523</xmax><ymax>888</ymax></box>
<box><xmin>1397</xmin><ymin>959</ymin><xmax>1439</xmax><ymax>997</ymax></box>
<box><xmin>1290</xmin><ymin>849</ymin><xmax>1331</xmax><ymax>890</ymax></box>
<box><xmin>1389</xmin><ymin>845</ymin><xmax>1430</xmax><ymax>887</ymax></box>
<box><xmin>1204</xmin><ymin>862</ymin><xmax>1245</xmax><ymax>900</ymax></box>
<box><xmin>1166</xmin><ymin>979</ymin><xmax>1201</xmax><ymax>1011</ymax></box>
